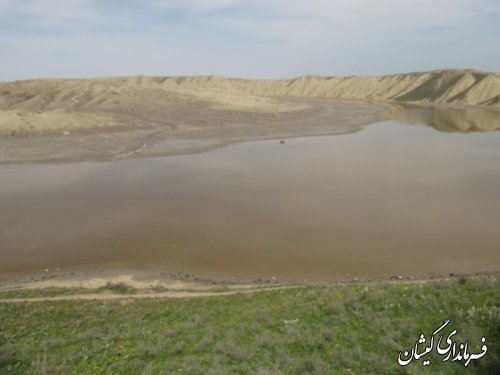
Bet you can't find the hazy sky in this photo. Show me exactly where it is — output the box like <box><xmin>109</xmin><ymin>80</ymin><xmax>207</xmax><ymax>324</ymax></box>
<box><xmin>1</xmin><ymin>0</ymin><xmax>499</xmax><ymax>80</ymax></box>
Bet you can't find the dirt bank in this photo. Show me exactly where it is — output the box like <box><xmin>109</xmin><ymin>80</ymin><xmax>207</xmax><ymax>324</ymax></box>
<box><xmin>0</xmin><ymin>99</ymin><xmax>388</xmax><ymax>164</ymax></box>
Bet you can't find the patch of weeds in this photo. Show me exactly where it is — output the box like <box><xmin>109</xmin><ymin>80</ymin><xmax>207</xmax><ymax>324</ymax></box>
<box><xmin>206</xmin><ymin>286</ymin><xmax>231</xmax><ymax>293</ymax></box>
<box><xmin>0</xmin><ymin>344</ymin><xmax>20</xmax><ymax>373</ymax></box>
<box><xmin>99</xmin><ymin>282</ymin><xmax>137</xmax><ymax>294</ymax></box>
<box><xmin>0</xmin><ymin>288</ymin><xmax>91</xmax><ymax>300</ymax></box>
<box><xmin>151</xmin><ymin>286</ymin><xmax>167</xmax><ymax>292</ymax></box>
<box><xmin>193</xmin><ymin>336</ymin><xmax>212</xmax><ymax>353</ymax></box>
<box><xmin>254</xmin><ymin>331</ymin><xmax>275</xmax><ymax>349</ymax></box>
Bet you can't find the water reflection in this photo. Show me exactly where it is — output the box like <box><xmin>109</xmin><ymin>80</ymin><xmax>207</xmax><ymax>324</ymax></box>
<box><xmin>387</xmin><ymin>104</ymin><xmax>500</xmax><ymax>133</ymax></box>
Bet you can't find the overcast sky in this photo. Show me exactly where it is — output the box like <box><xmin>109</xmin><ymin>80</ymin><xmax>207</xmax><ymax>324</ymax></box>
<box><xmin>0</xmin><ymin>0</ymin><xmax>499</xmax><ymax>81</ymax></box>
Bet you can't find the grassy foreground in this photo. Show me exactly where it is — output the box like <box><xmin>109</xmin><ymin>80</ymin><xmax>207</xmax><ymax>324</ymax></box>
<box><xmin>0</xmin><ymin>276</ymin><xmax>498</xmax><ymax>374</ymax></box>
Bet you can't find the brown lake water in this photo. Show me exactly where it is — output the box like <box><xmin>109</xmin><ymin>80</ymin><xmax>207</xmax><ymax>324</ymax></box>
<box><xmin>1</xmin><ymin>112</ymin><xmax>500</xmax><ymax>281</ymax></box>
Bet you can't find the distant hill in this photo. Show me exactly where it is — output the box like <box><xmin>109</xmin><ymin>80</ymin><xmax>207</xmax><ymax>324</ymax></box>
<box><xmin>158</xmin><ymin>69</ymin><xmax>500</xmax><ymax>107</ymax></box>
<box><xmin>1</xmin><ymin>70</ymin><xmax>499</xmax><ymax>163</ymax></box>
<box><xmin>1</xmin><ymin>69</ymin><xmax>499</xmax><ymax>112</ymax></box>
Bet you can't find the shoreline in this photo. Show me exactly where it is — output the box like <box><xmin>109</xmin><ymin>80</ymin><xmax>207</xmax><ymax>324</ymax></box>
<box><xmin>0</xmin><ymin>99</ymin><xmax>389</xmax><ymax>165</ymax></box>
<box><xmin>2</xmin><ymin>98</ymin><xmax>500</xmax><ymax>165</ymax></box>
<box><xmin>1</xmin><ymin>267</ymin><xmax>497</xmax><ymax>295</ymax></box>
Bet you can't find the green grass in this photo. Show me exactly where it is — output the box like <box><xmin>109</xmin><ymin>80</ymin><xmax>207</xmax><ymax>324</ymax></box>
<box><xmin>0</xmin><ymin>275</ymin><xmax>498</xmax><ymax>374</ymax></box>
<box><xmin>0</xmin><ymin>288</ymin><xmax>97</xmax><ymax>300</ymax></box>
<box><xmin>0</xmin><ymin>284</ymin><xmax>141</xmax><ymax>300</ymax></box>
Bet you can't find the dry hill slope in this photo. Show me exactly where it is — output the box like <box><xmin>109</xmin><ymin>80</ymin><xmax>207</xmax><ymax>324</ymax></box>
<box><xmin>1</xmin><ymin>69</ymin><xmax>499</xmax><ymax>163</ymax></box>
<box><xmin>1</xmin><ymin>69</ymin><xmax>499</xmax><ymax>115</ymax></box>
<box><xmin>1</xmin><ymin>69</ymin><xmax>498</xmax><ymax>135</ymax></box>
<box><xmin>0</xmin><ymin>75</ymin><xmax>309</xmax><ymax>135</ymax></box>
<box><xmin>160</xmin><ymin>69</ymin><xmax>500</xmax><ymax>107</ymax></box>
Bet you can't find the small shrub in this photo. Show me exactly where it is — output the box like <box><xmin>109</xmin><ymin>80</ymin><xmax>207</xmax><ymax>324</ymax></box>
<box><xmin>100</xmin><ymin>282</ymin><xmax>136</xmax><ymax>294</ymax></box>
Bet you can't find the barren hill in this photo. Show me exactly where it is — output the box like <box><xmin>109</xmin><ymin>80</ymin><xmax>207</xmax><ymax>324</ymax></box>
<box><xmin>1</xmin><ymin>69</ymin><xmax>498</xmax><ymax>134</ymax></box>
<box><xmin>1</xmin><ymin>69</ymin><xmax>499</xmax><ymax>163</ymax></box>
<box><xmin>159</xmin><ymin>69</ymin><xmax>500</xmax><ymax>107</ymax></box>
<box><xmin>1</xmin><ymin>69</ymin><xmax>499</xmax><ymax>115</ymax></box>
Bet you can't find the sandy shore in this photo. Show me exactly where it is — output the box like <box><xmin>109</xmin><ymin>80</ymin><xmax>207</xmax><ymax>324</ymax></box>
<box><xmin>0</xmin><ymin>268</ymin><xmax>293</xmax><ymax>302</ymax></box>
<box><xmin>0</xmin><ymin>268</ymin><xmax>497</xmax><ymax>304</ymax></box>
<box><xmin>1</xmin><ymin>267</ymin><xmax>494</xmax><ymax>290</ymax></box>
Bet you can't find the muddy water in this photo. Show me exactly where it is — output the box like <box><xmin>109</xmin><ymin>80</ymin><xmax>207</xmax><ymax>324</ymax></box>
<box><xmin>1</xmin><ymin>114</ymin><xmax>500</xmax><ymax>281</ymax></box>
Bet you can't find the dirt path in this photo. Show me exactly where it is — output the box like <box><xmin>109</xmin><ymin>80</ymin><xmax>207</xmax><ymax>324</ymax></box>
<box><xmin>0</xmin><ymin>285</ymin><xmax>300</xmax><ymax>303</ymax></box>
